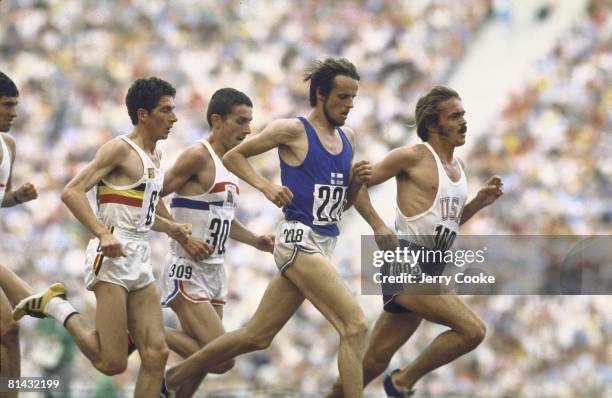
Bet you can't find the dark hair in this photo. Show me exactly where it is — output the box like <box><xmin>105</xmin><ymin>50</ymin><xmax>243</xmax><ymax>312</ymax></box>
<box><xmin>0</xmin><ymin>72</ymin><xmax>19</xmax><ymax>97</ymax></box>
<box><xmin>304</xmin><ymin>57</ymin><xmax>360</xmax><ymax>107</ymax></box>
<box><xmin>206</xmin><ymin>88</ymin><xmax>253</xmax><ymax>128</ymax></box>
<box><xmin>125</xmin><ymin>77</ymin><xmax>176</xmax><ymax>125</ymax></box>
<box><xmin>415</xmin><ymin>86</ymin><xmax>461</xmax><ymax>141</ymax></box>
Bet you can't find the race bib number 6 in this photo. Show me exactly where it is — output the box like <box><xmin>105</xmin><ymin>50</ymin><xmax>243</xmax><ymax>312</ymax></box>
<box><xmin>312</xmin><ymin>184</ymin><xmax>347</xmax><ymax>226</ymax></box>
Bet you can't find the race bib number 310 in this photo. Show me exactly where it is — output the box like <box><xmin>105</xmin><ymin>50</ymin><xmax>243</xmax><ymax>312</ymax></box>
<box><xmin>312</xmin><ymin>184</ymin><xmax>347</xmax><ymax>226</ymax></box>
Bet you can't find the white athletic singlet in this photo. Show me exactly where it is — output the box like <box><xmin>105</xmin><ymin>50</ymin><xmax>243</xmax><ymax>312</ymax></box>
<box><xmin>169</xmin><ymin>139</ymin><xmax>239</xmax><ymax>265</ymax></box>
<box><xmin>395</xmin><ymin>142</ymin><xmax>468</xmax><ymax>250</ymax></box>
<box><xmin>0</xmin><ymin>135</ymin><xmax>11</xmax><ymax>206</ymax></box>
<box><xmin>95</xmin><ymin>135</ymin><xmax>164</xmax><ymax>233</ymax></box>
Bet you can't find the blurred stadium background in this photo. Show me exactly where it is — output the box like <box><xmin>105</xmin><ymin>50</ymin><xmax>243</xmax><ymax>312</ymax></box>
<box><xmin>0</xmin><ymin>0</ymin><xmax>610</xmax><ymax>396</ymax></box>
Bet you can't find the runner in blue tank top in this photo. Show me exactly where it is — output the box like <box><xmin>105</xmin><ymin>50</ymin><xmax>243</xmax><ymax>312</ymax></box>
<box><xmin>162</xmin><ymin>58</ymin><xmax>371</xmax><ymax>398</ymax></box>
<box><xmin>280</xmin><ymin>115</ymin><xmax>353</xmax><ymax>237</ymax></box>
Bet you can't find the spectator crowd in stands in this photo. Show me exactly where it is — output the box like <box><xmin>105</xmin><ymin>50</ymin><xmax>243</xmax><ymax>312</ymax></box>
<box><xmin>1</xmin><ymin>0</ymin><xmax>609</xmax><ymax>396</ymax></box>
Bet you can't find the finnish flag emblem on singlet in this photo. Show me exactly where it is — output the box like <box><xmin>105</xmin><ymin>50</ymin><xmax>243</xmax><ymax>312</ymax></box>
<box><xmin>330</xmin><ymin>172</ymin><xmax>344</xmax><ymax>185</ymax></box>
<box><xmin>312</xmin><ymin>172</ymin><xmax>347</xmax><ymax>226</ymax></box>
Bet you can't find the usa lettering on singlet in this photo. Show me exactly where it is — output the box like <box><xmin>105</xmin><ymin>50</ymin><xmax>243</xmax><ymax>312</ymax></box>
<box><xmin>169</xmin><ymin>139</ymin><xmax>239</xmax><ymax>264</ymax></box>
<box><xmin>395</xmin><ymin>142</ymin><xmax>468</xmax><ymax>251</ymax></box>
<box><xmin>95</xmin><ymin>135</ymin><xmax>164</xmax><ymax>232</ymax></box>
<box><xmin>280</xmin><ymin>117</ymin><xmax>353</xmax><ymax>237</ymax></box>
<box><xmin>0</xmin><ymin>135</ymin><xmax>11</xmax><ymax>206</ymax></box>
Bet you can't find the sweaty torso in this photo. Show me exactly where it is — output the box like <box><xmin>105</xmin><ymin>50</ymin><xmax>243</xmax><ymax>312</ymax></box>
<box><xmin>0</xmin><ymin>134</ymin><xmax>12</xmax><ymax>205</ymax></box>
<box><xmin>394</xmin><ymin>143</ymin><xmax>468</xmax><ymax>250</ymax></box>
<box><xmin>278</xmin><ymin>118</ymin><xmax>345</xmax><ymax>166</ymax></box>
<box><xmin>396</xmin><ymin>144</ymin><xmax>462</xmax><ymax>217</ymax></box>
<box><xmin>176</xmin><ymin>144</ymin><xmax>216</xmax><ymax>197</ymax></box>
<box><xmin>0</xmin><ymin>134</ymin><xmax>6</xmax><ymax>166</ymax></box>
<box><xmin>105</xmin><ymin>140</ymin><xmax>160</xmax><ymax>187</ymax></box>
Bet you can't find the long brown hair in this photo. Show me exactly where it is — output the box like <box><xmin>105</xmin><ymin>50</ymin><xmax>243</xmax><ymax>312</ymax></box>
<box><xmin>304</xmin><ymin>58</ymin><xmax>360</xmax><ymax>107</ymax></box>
<box><xmin>415</xmin><ymin>86</ymin><xmax>460</xmax><ymax>141</ymax></box>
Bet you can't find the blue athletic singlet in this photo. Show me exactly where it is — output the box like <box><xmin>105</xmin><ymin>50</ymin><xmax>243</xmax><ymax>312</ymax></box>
<box><xmin>280</xmin><ymin>117</ymin><xmax>353</xmax><ymax>237</ymax></box>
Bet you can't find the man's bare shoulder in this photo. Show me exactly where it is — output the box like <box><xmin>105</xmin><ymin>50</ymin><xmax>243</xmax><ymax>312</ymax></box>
<box><xmin>0</xmin><ymin>133</ymin><xmax>15</xmax><ymax>151</ymax></box>
<box><xmin>265</xmin><ymin>118</ymin><xmax>304</xmax><ymax>137</ymax></box>
<box><xmin>179</xmin><ymin>141</ymin><xmax>212</xmax><ymax>167</ymax></box>
<box><xmin>340</xmin><ymin>125</ymin><xmax>356</xmax><ymax>147</ymax></box>
<box><xmin>97</xmin><ymin>136</ymin><xmax>132</xmax><ymax>158</ymax></box>
<box><xmin>389</xmin><ymin>143</ymin><xmax>429</xmax><ymax>166</ymax></box>
<box><xmin>410</xmin><ymin>143</ymin><xmax>431</xmax><ymax>159</ymax></box>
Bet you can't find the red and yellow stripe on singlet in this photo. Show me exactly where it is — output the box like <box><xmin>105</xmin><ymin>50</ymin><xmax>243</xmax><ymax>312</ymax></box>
<box><xmin>97</xmin><ymin>181</ymin><xmax>145</xmax><ymax>207</ymax></box>
<box><xmin>92</xmin><ymin>226</ymin><xmax>114</xmax><ymax>275</ymax></box>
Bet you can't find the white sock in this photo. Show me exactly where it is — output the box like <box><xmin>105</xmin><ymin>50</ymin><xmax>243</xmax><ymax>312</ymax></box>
<box><xmin>45</xmin><ymin>297</ymin><xmax>78</xmax><ymax>326</ymax></box>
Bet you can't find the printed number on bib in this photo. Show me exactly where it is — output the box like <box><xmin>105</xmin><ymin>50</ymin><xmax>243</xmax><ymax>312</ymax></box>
<box><xmin>145</xmin><ymin>190</ymin><xmax>158</xmax><ymax>226</ymax></box>
<box><xmin>313</xmin><ymin>184</ymin><xmax>347</xmax><ymax>226</ymax></box>
<box><xmin>434</xmin><ymin>224</ymin><xmax>457</xmax><ymax>251</ymax></box>
<box><xmin>208</xmin><ymin>218</ymin><xmax>230</xmax><ymax>255</ymax></box>
<box><xmin>282</xmin><ymin>224</ymin><xmax>309</xmax><ymax>244</ymax></box>
<box><xmin>168</xmin><ymin>263</ymin><xmax>193</xmax><ymax>280</ymax></box>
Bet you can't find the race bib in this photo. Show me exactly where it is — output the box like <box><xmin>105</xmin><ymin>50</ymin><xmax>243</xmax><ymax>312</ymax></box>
<box><xmin>312</xmin><ymin>184</ymin><xmax>347</xmax><ymax>226</ymax></box>
<box><xmin>204</xmin><ymin>205</ymin><xmax>235</xmax><ymax>256</ymax></box>
<box><xmin>281</xmin><ymin>222</ymin><xmax>311</xmax><ymax>244</ymax></box>
<box><xmin>433</xmin><ymin>223</ymin><xmax>458</xmax><ymax>251</ymax></box>
<box><xmin>167</xmin><ymin>258</ymin><xmax>193</xmax><ymax>280</ymax></box>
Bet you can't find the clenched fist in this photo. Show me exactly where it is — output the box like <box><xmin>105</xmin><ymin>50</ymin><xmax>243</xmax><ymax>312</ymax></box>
<box><xmin>14</xmin><ymin>182</ymin><xmax>37</xmax><ymax>203</ymax></box>
<box><xmin>351</xmin><ymin>160</ymin><xmax>372</xmax><ymax>186</ymax></box>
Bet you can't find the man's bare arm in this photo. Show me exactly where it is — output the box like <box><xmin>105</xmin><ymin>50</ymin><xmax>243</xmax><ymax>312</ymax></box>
<box><xmin>230</xmin><ymin>219</ymin><xmax>274</xmax><ymax>253</ymax></box>
<box><xmin>460</xmin><ymin>176</ymin><xmax>503</xmax><ymax>225</ymax></box>
<box><xmin>344</xmin><ymin>160</ymin><xmax>372</xmax><ymax>209</ymax></box>
<box><xmin>61</xmin><ymin>139</ymin><xmax>128</xmax><ymax>238</ymax></box>
<box><xmin>0</xmin><ymin>134</ymin><xmax>37</xmax><ymax>208</ymax></box>
<box><xmin>354</xmin><ymin>185</ymin><xmax>399</xmax><ymax>250</ymax></box>
<box><xmin>157</xmin><ymin>146</ymin><xmax>213</xmax><ymax>261</ymax></box>
<box><xmin>161</xmin><ymin>144</ymin><xmax>207</xmax><ymax>197</ymax></box>
<box><xmin>223</xmin><ymin>119</ymin><xmax>297</xmax><ymax>207</ymax></box>
<box><xmin>367</xmin><ymin>146</ymin><xmax>422</xmax><ymax>188</ymax></box>
<box><xmin>61</xmin><ymin>138</ymin><xmax>129</xmax><ymax>257</ymax></box>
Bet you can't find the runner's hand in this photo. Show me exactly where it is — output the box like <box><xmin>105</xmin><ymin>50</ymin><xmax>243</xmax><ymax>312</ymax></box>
<box><xmin>181</xmin><ymin>237</ymin><xmax>214</xmax><ymax>261</ymax></box>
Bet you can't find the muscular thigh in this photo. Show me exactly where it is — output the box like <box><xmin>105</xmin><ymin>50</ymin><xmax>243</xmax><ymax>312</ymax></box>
<box><xmin>365</xmin><ymin>311</ymin><xmax>422</xmax><ymax>362</ymax></box>
<box><xmin>0</xmin><ymin>264</ymin><xmax>31</xmax><ymax>305</ymax></box>
<box><xmin>245</xmin><ymin>273</ymin><xmax>304</xmax><ymax>338</ymax></box>
<box><xmin>93</xmin><ymin>282</ymin><xmax>129</xmax><ymax>352</ymax></box>
<box><xmin>169</xmin><ymin>293</ymin><xmax>224</xmax><ymax>346</ymax></box>
<box><xmin>284</xmin><ymin>251</ymin><xmax>363</xmax><ymax>330</ymax></box>
<box><xmin>0</xmin><ymin>288</ymin><xmax>12</xmax><ymax>329</ymax></box>
<box><xmin>127</xmin><ymin>283</ymin><xmax>165</xmax><ymax>349</ymax></box>
<box><xmin>392</xmin><ymin>294</ymin><xmax>480</xmax><ymax>330</ymax></box>
<box><xmin>214</xmin><ymin>304</ymin><xmax>223</xmax><ymax>319</ymax></box>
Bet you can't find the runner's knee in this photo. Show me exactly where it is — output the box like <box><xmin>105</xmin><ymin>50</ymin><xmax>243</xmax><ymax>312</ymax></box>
<box><xmin>340</xmin><ymin>314</ymin><xmax>368</xmax><ymax>342</ymax></box>
<box><xmin>243</xmin><ymin>327</ymin><xmax>273</xmax><ymax>351</ymax></box>
<box><xmin>459</xmin><ymin>317</ymin><xmax>486</xmax><ymax>349</ymax></box>
<box><xmin>97</xmin><ymin>357</ymin><xmax>127</xmax><ymax>376</ymax></box>
<box><xmin>139</xmin><ymin>341</ymin><xmax>169</xmax><ymax>370</ymax></box>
